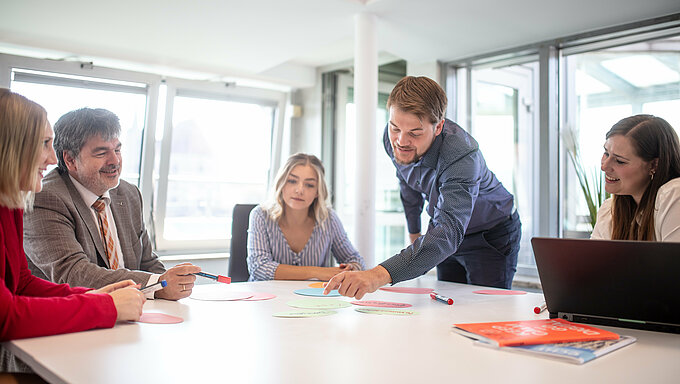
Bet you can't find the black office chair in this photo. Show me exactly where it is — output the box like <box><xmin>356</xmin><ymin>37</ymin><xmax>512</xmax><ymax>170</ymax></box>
<box><xmin>228</xmin><ymin>204</ymin><xmax>257</xmax><ymax>282</ymax></box>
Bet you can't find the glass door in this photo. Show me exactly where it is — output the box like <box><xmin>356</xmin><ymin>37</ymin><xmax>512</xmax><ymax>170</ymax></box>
<box><xmin>470</xmin><ymin>63</ymin><xmax>538</xmax><ymax>275</ymax></box>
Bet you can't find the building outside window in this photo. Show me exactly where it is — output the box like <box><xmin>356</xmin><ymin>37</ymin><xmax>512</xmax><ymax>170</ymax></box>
<box><xmin>10</xmin><ymin>69</ymin><xmax>147</xmax><ymax>186</ymax></box>
<box><xmin>562</xmin><ymin>36</ymin><xmax>680</xmax><ymax>235</ymax></box>
<box><xmin>158</xmin><ymin>93</ymin><xmax>275</xmax><ymax>244</ymax></box>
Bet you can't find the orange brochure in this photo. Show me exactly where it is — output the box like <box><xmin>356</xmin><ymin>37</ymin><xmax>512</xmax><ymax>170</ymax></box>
<box><xmin>452</xmin><ymin>318</ymin><xmax>619</xmax><ymax>347</ymax></box>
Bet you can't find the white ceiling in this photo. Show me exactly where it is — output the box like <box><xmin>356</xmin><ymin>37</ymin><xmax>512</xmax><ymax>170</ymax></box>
<box><xmin>1</xmin><ymin>0</ymin><xmax>679</xmax><ymax>89</ymax></box>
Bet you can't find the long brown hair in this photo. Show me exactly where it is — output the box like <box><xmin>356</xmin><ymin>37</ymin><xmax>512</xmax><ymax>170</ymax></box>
<box><xmin>608</xmin><ymin>115</ymin><xmax>680</xmax><ymax>240</ymax></box>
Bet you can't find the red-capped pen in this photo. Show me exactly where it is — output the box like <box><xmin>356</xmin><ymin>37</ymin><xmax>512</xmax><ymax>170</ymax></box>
<box><xmin>193</xmin><ymin>271</ymin><xmax>231</xmax><ymax>284</ymax></box>
<box><xmin>430</xmin><ymin>292</ymin><xmax>454</xmax><ymax>305</ymax></box>
<box><xmin>534</xmin><ymin>302</ymin><xmax>547</xmax><ymax>314</ymax></box>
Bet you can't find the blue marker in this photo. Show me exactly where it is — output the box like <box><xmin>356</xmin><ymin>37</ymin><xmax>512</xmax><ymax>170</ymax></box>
<box><xmin>140</xmin><ymin>280</ymin><xmax>167</xmax><ymax>294</ymax></box>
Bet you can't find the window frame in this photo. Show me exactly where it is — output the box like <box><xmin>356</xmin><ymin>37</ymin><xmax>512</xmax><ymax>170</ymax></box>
<box><xmin>153</xmin><ymin>78</ymin><xmax>288</xmax><ymax>252</ymax></box>
<box><xmin>0</xmin><ymin>53</ymin><xmax>163</xmax><ymax>233</ymax></box>
<box><xmin>442</xmin><ymin>14</ymin><xmax>680</xmax><ymax>278</ymax></box>
<box><xmin>0</xmin><ymin>54</ymin><xmax>290</xmax><ymax>255</ymax></box>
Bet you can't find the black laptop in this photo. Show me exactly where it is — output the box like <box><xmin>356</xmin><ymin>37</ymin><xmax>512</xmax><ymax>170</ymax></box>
<box><xmin>531</xmin><ymin>237</ymin><xmax>680</xmax><ymax>334</ymax></box>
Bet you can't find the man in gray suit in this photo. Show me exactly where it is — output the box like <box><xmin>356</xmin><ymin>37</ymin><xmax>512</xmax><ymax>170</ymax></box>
<box><xmin>23</xmin><ymin>108</ymin><xmax>200</xmax><ymax>300</ymax></box>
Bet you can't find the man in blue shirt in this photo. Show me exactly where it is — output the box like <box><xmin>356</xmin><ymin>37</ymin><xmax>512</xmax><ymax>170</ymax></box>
<box><xmin>326</xmin><ymin>76</ymin><xmax>521</xmax><ymax>299</ymax></box>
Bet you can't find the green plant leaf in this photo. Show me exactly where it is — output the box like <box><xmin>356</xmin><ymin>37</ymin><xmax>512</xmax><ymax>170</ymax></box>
<box><xmin>563</xmin><ymin>127</ymin><xmax>611</xmax><ymax>230</ymax></box>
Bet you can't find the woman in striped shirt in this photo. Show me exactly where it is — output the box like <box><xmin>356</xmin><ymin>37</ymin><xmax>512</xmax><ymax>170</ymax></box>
<box><xmin>247</xmin><ymin>153</ymin><xmax>365</xmax><ymax>281</ymax></box>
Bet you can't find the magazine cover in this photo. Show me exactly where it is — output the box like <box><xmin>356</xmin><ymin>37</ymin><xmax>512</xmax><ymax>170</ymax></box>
<box><xmin>476</xmin><ymin>335</ymin><xmax>637</xmax><ymax>364</ymax></box>
<box><xmin>452</xmin><ymin>318</ymin><xmax>620</xmax><ymax>347</ymax></box>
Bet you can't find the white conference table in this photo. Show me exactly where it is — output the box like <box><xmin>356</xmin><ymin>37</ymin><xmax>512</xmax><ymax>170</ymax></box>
<box><xmin>5</xmin><ymin>276</ymin><xmax>680</xmax><ymax>384</ymax></box>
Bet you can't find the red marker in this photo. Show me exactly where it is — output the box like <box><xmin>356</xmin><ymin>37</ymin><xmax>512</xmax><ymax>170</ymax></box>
<box><xmin>193</xmin><ymin>271</ymin><xmax>231</xmax><ymax>284</ymax></box>
<box><xmin>430</xmin><ymin>292</ymin><xmax>454</xmax><ymax>305</ymax></box>
<box><xmin>534</xmin><ymin>302</ymin><xmax>547</xmax><ymax>314</ymax></box>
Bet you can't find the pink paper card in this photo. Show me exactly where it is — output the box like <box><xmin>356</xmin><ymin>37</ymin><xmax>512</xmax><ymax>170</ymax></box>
<box><xmin>379</xmin><ymin>287</ymin><xmax>434</xmax><ymax>294</ymax></box>
<box><xmin>190</xmin><ymin>290</ymin><xmax>254</xmax><ymax>301</ymax></box>
<box><xmin>239</xmin><ymin>292</ymin><xmax>276</xmax><ymax>301</ymax></box>
<box><xmin>138</xmin><ymin>313</ymin><xmax>183</xmax><ymax>324</ymax></box>
<box><xmin>351</xmin><ymin>300</ymin><xmax>412</xmax><ymax>308</ymax></box>
<box><xmin>472</xmin><ymin>289</ymin><xmax>527</xmax><ymax>295</ymax></box>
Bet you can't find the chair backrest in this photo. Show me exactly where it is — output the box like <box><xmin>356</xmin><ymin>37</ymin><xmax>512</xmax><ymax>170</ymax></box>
<box><xmin>228</xmin><ymin>204</ymin><xmax>257</xmax><ymax>282</ymax></box>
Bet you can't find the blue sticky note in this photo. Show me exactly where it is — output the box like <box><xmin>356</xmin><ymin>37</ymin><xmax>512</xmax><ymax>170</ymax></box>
<box><xmin>294</xmin><ymin>288</ymin><xmax>341</xmax><ymax>297</ymax></box>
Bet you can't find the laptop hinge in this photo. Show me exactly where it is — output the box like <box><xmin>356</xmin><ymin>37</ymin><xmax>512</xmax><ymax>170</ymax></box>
<box><xmin>556</xmin><ymin>312</ymin><xmax>680</xmax><ymax>334</ymax></box>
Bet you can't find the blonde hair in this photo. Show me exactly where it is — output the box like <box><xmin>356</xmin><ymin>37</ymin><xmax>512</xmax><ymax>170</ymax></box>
<box><xmin>0</xmin><ymin>88</ymin><xmax>46</xmax><ymax>209</ymax></box>
<box><xmin>387</xmin><ymin>76</ymin><xmax>447</xmax><ymax>124</ymax></box>
<box><xmin>265</xmin><ymin>153</ymin><xmax>329</xmax><ymax>224</ymax></box>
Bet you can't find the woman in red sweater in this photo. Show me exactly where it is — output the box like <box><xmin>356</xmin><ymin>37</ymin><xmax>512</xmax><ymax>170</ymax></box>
<box><xmin>0</xmin><ymin>89</ymin><xmax>145</xmax><ymax>344</ymax></box>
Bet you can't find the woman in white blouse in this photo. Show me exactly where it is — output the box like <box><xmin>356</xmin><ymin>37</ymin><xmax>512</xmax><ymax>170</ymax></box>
<box><xmin>591</xmin><ymin>114</ymin><xmax>680</xmax><ymax>241</ymax></box>
<box><xmin>247</xmin><ymin>153</ymin><xmax>365</xmax><ymax>281</ymax></box>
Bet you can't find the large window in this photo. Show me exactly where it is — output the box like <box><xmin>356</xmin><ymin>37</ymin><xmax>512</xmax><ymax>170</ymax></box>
<box><xmin>10</xmin><ymin>69</ymin><xmax>147</xmax><ymax>185</ymax></box>
<box><xmin>1</xmin><ymin>55</ymin><xmax>286</xmax><ymax>254</ymax></box>
<box><xmin>156</xmin><ymin>90</ymin><xmax>275</xmax><ymax>247</ymax></box>
<box><xmin>562</xmin><ymin>36</ymin><xmax>680</xmax><ymax>235</ymax></box>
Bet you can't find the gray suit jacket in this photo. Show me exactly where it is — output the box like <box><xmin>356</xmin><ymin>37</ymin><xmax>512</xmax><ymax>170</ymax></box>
<box><xmin>23</xmin><ymin>169</ymin><xmax>166</xmax><ymax>288</ymax></box>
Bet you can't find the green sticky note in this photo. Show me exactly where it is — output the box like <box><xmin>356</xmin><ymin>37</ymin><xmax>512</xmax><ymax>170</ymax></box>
<box><xmin>273</xmin><ymin>309</ymin><xmax>337</xmax><ymax>318</ymax></box>
<box><xmin>287</xmin><ymin>298</ymin><xmax>351</xmax><ymax>309</ymax></box>
<box><xmin>355</xmin><ymin>307</ymin><xmax>418</xmax><ymax>316</ymax></box>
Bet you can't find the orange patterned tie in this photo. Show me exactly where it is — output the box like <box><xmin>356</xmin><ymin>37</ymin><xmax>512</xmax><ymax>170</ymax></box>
<box><xmin>92</xmin><ymin>198</ymin><xmax>120</xmax><ymax>270</ymax></box>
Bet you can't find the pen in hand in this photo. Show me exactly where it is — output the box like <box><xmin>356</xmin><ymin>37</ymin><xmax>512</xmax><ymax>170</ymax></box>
<box><xmin>140</xmin><ymin>280</ymin><xmax>167</xmax><ymax>294</ymax></box>
<box><xmin>192</xmin><ymin>271</ymin><xmax>231</xmax><ymax>284</ymax></box>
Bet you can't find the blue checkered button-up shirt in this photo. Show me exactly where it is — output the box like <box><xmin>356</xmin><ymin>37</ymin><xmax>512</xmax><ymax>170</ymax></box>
<box><xmin>380</xmin><ymin>119</ymin><xmax>514</xmax><ymax>284</ymax></box>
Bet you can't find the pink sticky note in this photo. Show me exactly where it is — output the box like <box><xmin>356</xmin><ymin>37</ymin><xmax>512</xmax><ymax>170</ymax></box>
<box><xmin>351</xmin><ymin>300</ymin><xmax>412</xmax><ymax>308</ymax></box>
<box><xmin>473</xmin><ymin>289</ymin><xmax>527</xmax><ymax>295</ymax></box>
<box><xmin>379</xmin><ymin>287</ymin><xmax>434</xmax><ymax>294</ymax></box>
<box><xmin>138</xmin><ymin>313</ymin><xmax>184</xmax><ymax>324</ymax></box>
<box><xmin>189</xmin><ymin>288</ymin><xmax>254</xmax><ymax>301</ymax></box>
<box><xmin>240</xmin><ymin>292</ymin><xmax>276</xmax><ymax>301</ymax></box>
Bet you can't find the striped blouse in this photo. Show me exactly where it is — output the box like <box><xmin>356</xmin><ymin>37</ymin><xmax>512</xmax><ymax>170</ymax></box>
<box><xmin>246</xmin><ymin>205</ymin><xmax>365</xmax><ymax>281</ymax></box>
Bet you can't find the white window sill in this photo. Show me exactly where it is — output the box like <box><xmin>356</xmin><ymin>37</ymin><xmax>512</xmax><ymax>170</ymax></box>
<box><xmin>159</xmin><ymin>252</ymin><xmax>228</xmax><ymax>262</ymax></box>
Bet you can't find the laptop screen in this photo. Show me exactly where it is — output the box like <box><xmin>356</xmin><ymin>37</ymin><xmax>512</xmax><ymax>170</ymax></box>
<box><xmin>531</xmin><ymin>237</ymin><xmax>680</xmax><ymax>333</ymax></box>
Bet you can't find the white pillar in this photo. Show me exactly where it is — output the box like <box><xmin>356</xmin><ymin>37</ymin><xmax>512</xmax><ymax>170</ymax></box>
<box><xmin>353</xmin><ymin>13</ymin><xmax>377</xmax><ymax>267</ymax></box>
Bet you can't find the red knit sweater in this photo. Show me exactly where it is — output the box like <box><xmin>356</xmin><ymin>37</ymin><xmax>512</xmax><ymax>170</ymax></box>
<box><xmin>1</xmin><ymin>206</ymin><xmax>116</xmax><ymax>341</ymax></box>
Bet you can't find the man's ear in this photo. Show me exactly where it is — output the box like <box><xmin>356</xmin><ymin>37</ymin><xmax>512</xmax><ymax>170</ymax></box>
<box><xmin>434</xmin><ymin>119</ymin><xmax>445</xmax><ymax>136</ymax></box>
<box><xmin>63</xmin><ymin>151</ymin><xmax>78</xmax><ymax>173</ymax></box>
